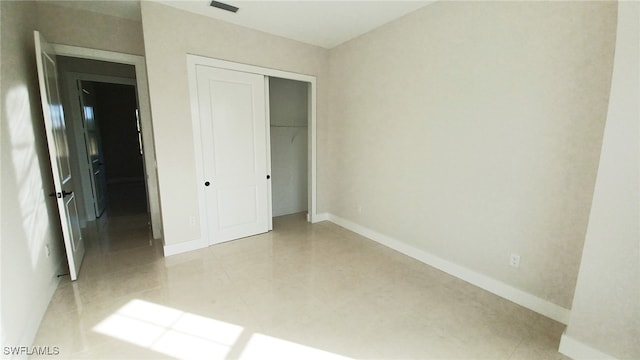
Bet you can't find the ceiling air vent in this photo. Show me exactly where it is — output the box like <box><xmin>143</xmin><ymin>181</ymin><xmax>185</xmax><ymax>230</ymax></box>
<box><xmin>210</xmin><ymin>1</ymin><xmax>239</xmax><ymax>13</ymax></box>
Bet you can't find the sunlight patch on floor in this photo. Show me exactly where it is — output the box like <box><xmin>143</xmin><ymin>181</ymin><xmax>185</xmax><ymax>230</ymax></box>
<box><xmin>239</xmin><ymin>333</ymin><xmax>351</xmax><ymax>360</ymax></box>
<box><xmin>93</xmin><ymin>299</ymin><xmax>352</xmax><ymax>359</ymax></box>
<box><xmin>93</xmin><ymin>299</ymin><xmax>243</xmax><ymax>359</ymax></box>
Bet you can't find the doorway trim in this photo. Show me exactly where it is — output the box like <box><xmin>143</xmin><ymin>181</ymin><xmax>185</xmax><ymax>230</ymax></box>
<box><xmin>186</xmin><ymin>55</ymin><xmax>318</xmax><ymax>246</ymax></box>
<box><xmin>53</xmin><ymin>44</ymin><xmax>162</xmax><ymax>240</ymax></box>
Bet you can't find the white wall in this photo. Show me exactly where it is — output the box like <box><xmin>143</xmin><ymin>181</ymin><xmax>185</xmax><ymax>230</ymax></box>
<box><xmin>326</xmin><ymin>1</ymin><xmax>617</xmax><ymax>312</ymax></box>
<box><xmin>1</xmin><ymin>0</ymin><xmax>65</xmax><ymax>350</ymax></box>
<box><xmin>270</xmin><ymin>77</ymin><xmax>308</xmax><ymax>217</ymax></box>
<box><xmin>140</xmin><ymin>2</ymin><xmax>329</xmax><ymax>247</ymax></box>
<box><xmin>560</xmin><ymin>2</ymin><xmax>640</xmax><ymax>359</ymax></box>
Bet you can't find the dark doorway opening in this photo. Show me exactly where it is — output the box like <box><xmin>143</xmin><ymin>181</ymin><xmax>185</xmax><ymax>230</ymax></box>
<box><xmin>89</xmin><ymin>82</ymin><xmax>147</xmax><ymax>217</ymax></box>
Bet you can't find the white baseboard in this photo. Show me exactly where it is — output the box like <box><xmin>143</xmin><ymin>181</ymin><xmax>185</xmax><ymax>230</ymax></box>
<box><xmin>559</xmin><ymin>332</ymin><xmax>617</xmax><ymax>359</ymax></box>
<box><xmin>163</xmin><ymin>211</ymin><xmax>328</xmax><ymax>255</ymax></box>
<box><xmin>313</xmin><ymin>212</ymin><xmax>329</xmax><ymax>222</ymax></box>
<box><xmin>326</xmin><ymin>213</ymin><xmax>571</xmax><ymax>325</ymax></box>
<box><xmin>163</xmin><ymin>237</ymin><xmax>207</xmax><ymax>257</ymax></box>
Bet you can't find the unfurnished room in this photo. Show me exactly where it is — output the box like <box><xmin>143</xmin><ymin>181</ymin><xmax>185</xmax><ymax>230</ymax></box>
<box><xmin>1</xmin><ymin>0</ymin><xmax>638</xmax><ymax>359</ymax></box>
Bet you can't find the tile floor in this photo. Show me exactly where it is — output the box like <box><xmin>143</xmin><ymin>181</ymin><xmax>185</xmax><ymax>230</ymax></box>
<box><xmin>32</xmin><ymin>200</ymin><xmax>568</xmax><ymax>359</ymax></box>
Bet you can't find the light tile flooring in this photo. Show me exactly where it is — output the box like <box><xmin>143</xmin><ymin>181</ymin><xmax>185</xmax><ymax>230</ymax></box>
<box><xmin>33</xmin><ymin>208</ymin><xmax>568</xmax><ymax>359</ymax></box>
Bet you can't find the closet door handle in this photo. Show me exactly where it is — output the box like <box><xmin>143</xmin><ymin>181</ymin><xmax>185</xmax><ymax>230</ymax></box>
<box><xmin>266</xmin><ymin>175</ymin><xmax>271</xmax><ymax>180</ymax></box>
<box><xmin>204</xmin><ymin>181</ymin><xmax>210</xmax><ymax>186</ymax></box>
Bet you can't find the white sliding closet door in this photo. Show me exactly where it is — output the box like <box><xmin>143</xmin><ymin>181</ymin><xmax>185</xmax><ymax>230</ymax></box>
<box><xmin>196</xmin><ymin>65</ymin><xmax>270</xmax><ymax>244</ymax></box>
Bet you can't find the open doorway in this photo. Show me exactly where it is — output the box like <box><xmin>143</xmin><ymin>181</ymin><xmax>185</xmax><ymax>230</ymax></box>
<box><xmin>268</xmin><ymin>77</ymin><xmax>309</xmax><ymax>219</ymax></box>
<box><xmin>53</xmin><ymin>45</ymin><xmax>162</xmax><ymax>243</ymax></box>
<box><xmin>56</xmin><ymin>55</ymin><xmax>158</xmax><ymax>258</ymax></box>
<box><xmin>57</xmin><ymin>57</ymin><xmax>146</xmax><ymax>216</ymax></box>
<box><xmin>84</xmin><ymin>81</ymin><xmax>148</xmax><ymax>216</ymax></box>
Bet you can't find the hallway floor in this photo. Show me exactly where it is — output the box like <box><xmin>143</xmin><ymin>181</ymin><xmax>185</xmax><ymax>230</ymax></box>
<box><xmin>32</xmin><ymin>207</ymin><xmax>568</xmax><ymax>359</ymax></box>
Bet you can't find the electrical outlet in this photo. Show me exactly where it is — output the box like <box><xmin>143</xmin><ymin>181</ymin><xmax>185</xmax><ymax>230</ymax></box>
<box><xmin>45</xmin><ymin>244</ymin><xmax>51</xmax><ymax>258</ymax></box>
<box><xmin>510</xmin><ymin>253</ymin><xmax>521</xmax><ymax>268</ymax></box>
<box><xmin>189</xmin><ymin>216</ymin><xmax>197</xmax><ymax>226</ymax></box>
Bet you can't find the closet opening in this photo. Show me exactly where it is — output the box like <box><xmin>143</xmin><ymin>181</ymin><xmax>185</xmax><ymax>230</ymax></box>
<box><xmin>268</xmin><ymin>77</ymin><xmax>309</xmax><ymax>220</ymax></box>
<box><xmin>185</xmin><ymin>55</ymin><xmax>318</xmax><ymax>254</ymax></box>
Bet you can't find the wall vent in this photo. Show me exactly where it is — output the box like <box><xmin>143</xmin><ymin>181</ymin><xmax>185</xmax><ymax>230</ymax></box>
<box><xmin>210</xmin><ymin>1</ymin><xmax>239</xmax><ymax>13</ymax></box>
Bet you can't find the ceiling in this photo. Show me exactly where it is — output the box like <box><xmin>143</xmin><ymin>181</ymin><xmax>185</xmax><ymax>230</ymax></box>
<box><xmin>44</xmin><ymin>0</ymin><xmax>434</xmax><ymax>49</ymax></box>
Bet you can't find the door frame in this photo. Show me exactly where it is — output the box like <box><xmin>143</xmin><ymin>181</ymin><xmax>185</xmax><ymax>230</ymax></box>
<box><xmin>53</xmin><ymin>44</ymin><xmax>162</xmax><ymax>240</ymax></box>
<box><xmin>187</xmin><ymin>55</ymin><xmax>318</xmax><ymax>246</ymax></box>
<box><xmin>64</xmin><ymin>73</ymin><xmax>137</xmax><ymax>221</ymax></box>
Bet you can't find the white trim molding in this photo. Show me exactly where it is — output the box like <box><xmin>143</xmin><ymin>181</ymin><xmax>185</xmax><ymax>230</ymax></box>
<box><xmin>163</xmin><ymin>238</ymin><xmax>208</xmax><ymax>257</ymax></box>
<box><xmin>559</xmin><ymin>332</ymin><xmax>618</xmax><ymax>360</ymax></box>
<box><xmin>314</xmin><ymin>212</ymin><xmax>330</xmax><ymax>223</ymax></box>
<box><xmin>325</xmin><ymin>213</ymin><xmax>571</xmax><ymax>324</ymax></box>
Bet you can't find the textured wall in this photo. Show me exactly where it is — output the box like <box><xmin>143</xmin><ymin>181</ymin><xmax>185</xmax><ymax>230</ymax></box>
<box><xmin>36</xmin><ymin>1</ymin><xmax>144</xmax><ymax>56</ymax></box>
<box><xmin>326</xmin><ymin>1</ymin><xmax>617</xmax><ymax>309</ymax></box>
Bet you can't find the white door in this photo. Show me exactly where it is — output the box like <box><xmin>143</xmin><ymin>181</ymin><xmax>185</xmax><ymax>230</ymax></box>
<box><xmin>78</xmin><ymin>81</ymin><xmax>107</xmax><ymax>217</ymax></box>
<box><xmin>34</xmin><ymin>31</ymin><xmax>85</xmax><ymax>280</ymax></box>
<box><xmin>196</xmin><ymin>65</ymin><xmax>270</xmax><ymax>244</ymax></box>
